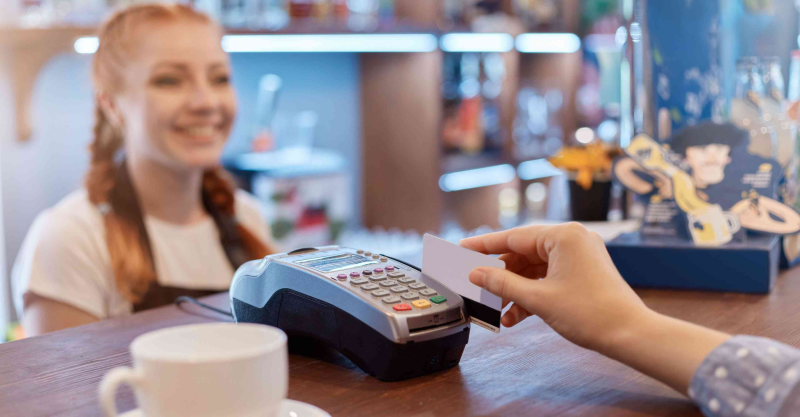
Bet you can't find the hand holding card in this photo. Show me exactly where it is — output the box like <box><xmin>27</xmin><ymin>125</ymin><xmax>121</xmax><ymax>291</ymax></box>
<box><xmin>422</xmin><ymin>234</ymin><xmax>504</xmax><ymax>333</ymax></box>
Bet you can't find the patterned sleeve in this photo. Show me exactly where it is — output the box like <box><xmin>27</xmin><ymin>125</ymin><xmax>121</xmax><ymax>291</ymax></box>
<box><xmin>689</xmin><ymin>335</ymin><xmax>800</xmax><ymax>416</ymax></box>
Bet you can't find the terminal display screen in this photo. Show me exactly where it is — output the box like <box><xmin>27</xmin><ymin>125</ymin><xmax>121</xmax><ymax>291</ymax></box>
<box><xmin>296</xmin><ymin>253</ymin><xmax>379</xmax><ymax>272</ymax></box>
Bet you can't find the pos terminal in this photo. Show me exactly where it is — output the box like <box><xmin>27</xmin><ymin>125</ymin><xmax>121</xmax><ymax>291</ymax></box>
<box><xmin>229</xmin><ymin>246</ymin><xmax>471</xmax><ymax>381</ymax></box>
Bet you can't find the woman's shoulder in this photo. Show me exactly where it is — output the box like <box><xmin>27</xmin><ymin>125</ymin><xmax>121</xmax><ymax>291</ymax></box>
<box><xmin>20</xmin><ymin>189</ymin><xmax>107</xmax><ymax>260</ymax></box>
<box><xmin>234</xmin><ymin>189</ymin><xmax>271</xmax><ymax>243</ymax></box>
<box><xmin>234</xmin><ymin>189</ymin><xmax>265</xmax><ymax>219</ymax></box>
<box><xmin>40</xmin><ymin>189</ymin><xmax>105</xmax><ymax>233</ymax></box>
<box><xmin>12</xmin><ymin>189</ymin><xmax>114</xmax><ymax>320</ymax></box>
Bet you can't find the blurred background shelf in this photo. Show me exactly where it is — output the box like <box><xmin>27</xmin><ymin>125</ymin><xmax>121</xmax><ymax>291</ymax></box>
<box><xmin>0</xmin><ymin>0</ymin><xmax>585</xmax><ymax>256</ymax></box>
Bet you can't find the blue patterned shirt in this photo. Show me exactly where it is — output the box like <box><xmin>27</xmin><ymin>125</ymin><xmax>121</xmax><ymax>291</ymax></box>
<box><xmin>690</xmin><ymin>336</ymin><xmax>800</xmax><ymax>416</ymax></box>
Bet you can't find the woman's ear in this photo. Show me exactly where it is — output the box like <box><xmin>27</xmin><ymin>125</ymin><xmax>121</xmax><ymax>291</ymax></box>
<box><xmin>97</xmin><ymin>92</ymin><xmax>124</xmax><ymax>130</ymax></box>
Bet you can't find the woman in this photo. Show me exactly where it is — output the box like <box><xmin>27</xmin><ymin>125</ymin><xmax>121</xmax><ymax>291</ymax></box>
<box><xmin>462</xmin><ymin>223</ymin><xmax>800</xmax><ymax>416</ymax></box>
<box><xmin>12</xmin><ymin>3</ymin><xmax>274</xmax><ymax>336</ymax></box>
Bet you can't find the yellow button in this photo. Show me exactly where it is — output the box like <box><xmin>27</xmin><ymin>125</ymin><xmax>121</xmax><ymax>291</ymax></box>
<box><xmin>412</xmin><ymin>299</ymin><xmax>431</xmax><ymax>309</ymax></box>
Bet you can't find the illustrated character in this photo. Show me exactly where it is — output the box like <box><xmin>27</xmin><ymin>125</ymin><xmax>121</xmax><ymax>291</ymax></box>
<box><xmin>624</xmin><ymin>134</ymin><xmax>740</xmax><ymax>246</ymax></box>
<box><xmin>614</xmin><ymin>122</ymin><xmax>800</xmax><ymax>246</ymax></box>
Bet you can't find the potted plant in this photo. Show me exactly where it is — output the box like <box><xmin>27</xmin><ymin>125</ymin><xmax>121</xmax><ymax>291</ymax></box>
<box><xmin>549</xmin><ymin>142</ymin><xmax>624</xmax><ymax>221</ymax></box>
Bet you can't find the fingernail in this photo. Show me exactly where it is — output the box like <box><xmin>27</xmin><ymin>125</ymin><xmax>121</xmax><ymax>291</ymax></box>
<box><xmin>468</xmin><ymin>269</ymin><xmax>486</xmax><ymax>286</ymax></box>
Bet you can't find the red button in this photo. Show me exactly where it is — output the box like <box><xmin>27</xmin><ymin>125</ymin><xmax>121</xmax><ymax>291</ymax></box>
<box><xmin>337</xmin><ymin>274</ymin><xmax>348</xmax><ymax>280</ymax></box>
<box><xmin>393</xmin><ymin>303</ymin><xmax>412</xmax><ymax>311</ymax></box>
<box><xmin>350</xmin><ymin>272</ymin><xmax>360</xmax><ymax>277</ymax></box>
<box><xmin>385</xmin><ymin>266</ymin><xmax>395</xmax><ymax>271</ymax></box>
<box><xmin>374</xmin><ymin>268</ymin><xmax>384</xmax><ymax>273</ymax></box>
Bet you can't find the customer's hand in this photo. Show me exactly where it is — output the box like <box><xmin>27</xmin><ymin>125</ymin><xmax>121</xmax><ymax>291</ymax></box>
<box><xmin>460</xmin><ymin>223</ymin><xmax>651</xmax><ymax>353</ymax></box>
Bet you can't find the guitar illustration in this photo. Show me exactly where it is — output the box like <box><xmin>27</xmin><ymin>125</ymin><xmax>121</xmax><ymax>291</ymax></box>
<box><xmin>625</xmin><ymin>134</ymin><xmax>740</xmax><ymax>246</ymax></box>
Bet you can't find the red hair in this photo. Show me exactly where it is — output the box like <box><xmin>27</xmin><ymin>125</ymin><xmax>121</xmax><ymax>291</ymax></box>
<box><xmin>87</xmin><ymin>3</ymin><xmax>273</xmax><ymax>303</ymax></box>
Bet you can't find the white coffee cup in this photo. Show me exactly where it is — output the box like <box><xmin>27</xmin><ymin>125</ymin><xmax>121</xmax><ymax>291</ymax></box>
<box><xmin>99</xmin><ymin>323</ymin><xmax>287</xmax><ymax>417</ymax></box>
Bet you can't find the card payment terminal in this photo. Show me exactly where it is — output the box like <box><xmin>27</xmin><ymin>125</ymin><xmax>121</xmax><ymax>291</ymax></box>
<box><xmin>229</xmin><ymin>246</ymin><xmax>471</xmax><ymax>381</ymax></box>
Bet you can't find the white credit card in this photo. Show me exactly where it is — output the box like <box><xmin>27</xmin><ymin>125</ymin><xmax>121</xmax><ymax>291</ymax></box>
<box><xmin>422</xmin><ymin>234</ymin><xmax>504</xmax><ymax>333</ymax></box>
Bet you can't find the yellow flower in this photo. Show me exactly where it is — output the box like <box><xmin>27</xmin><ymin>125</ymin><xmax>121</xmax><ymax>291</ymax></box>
<box><xmin>548</xmin><ymin>142</ymin><xmax>623</xmax><ymax>190</ymax></box>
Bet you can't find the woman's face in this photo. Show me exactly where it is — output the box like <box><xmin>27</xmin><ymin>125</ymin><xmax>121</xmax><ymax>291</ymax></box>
<box><xmin>113</xmin><ymin>19</ymin><xmax>236</xmax><ymax>170</ymax></box>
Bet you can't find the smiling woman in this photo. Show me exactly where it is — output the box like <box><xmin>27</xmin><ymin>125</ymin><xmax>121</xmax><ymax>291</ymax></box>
<box><xmin>11</xmin><ymin>3</ymin><xmax>276</xmax><ymax>336</ymax></box>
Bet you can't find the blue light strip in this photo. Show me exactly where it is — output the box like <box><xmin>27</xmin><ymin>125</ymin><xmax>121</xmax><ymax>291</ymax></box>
<box><xmin>515</xmin><ymin>33</ymin><xmax>581</xmax><ymax>53</ymax></box>
<box><xmin>439</xmin><ymin>164</ymin><xmax>517</xmax><ymax>192</ymax></box>
<box><xmin>440</xmin><ymin>33</ymin><xmax>515</xmax><ymax>53</ymax></box>
<box><xmin>222</xmin><ymin>34</ymin><xmax>438</xmax><ymax>53</ymax></box>
<box><xmin>516</xmin><ymin>158</ymin><xmax>563</xmax><ymax>180</ymax></box>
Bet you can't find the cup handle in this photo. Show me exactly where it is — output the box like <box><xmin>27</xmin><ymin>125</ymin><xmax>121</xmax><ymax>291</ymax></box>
<box><xmin>99</xmin><ymin>366</ymin><xmax>143</xmax><ymax>417</ymax></box>
<box><xmin>725</xmin><ymin>212</ymin><xmax>741</xmax><ymax>235</ymax></box>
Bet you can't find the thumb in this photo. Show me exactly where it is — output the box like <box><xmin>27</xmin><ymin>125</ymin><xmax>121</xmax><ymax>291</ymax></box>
<box><xmin>468</xmin><ymin>266</ymin><xmax>540</xmax><ymax>306</ymax></box>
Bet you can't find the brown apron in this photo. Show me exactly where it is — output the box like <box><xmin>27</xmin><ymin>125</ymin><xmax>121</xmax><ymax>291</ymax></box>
<box><xmin>133</xmin><ymin>282</ymin><xmax>220</xmax><ymax>313</ymax></box>
<box><xmin>111</xmin><ymin>161</ymin><xmax>250</xmax><ymax>313</ymax></box>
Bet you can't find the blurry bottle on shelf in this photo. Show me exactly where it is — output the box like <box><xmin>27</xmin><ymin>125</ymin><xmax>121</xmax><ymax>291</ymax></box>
<box><xmin>761</xmin><ymin>57</ymin><xmax>796</xmax><ymax>168</ymax></box>
<box><xmin>262</xmin><ymin>0</ymin><xmax>290</xmax><ymax>29</ymax></box>
<box><xmin>513</xmin><ymin>0</ymin><xmax>560</xmax><ymax>30</ymax></box>
<box><xmin>377</xmin><ymin>0</ymin><xmax>393</xmax><ymax>21</ymax></box>
<box><xmin>457</xmin><ymin>53</ymin><xmax>484</xmax><ymax>154</ymax></box>
<box><xmin>762</xmin><ymin>55</ymin><xmax>800</xmax><ymax>213</ymax></box>
<box><xmin>310</xmin><ymin>0</ymin><xmax>332</xmax><ymax>21</ymax></box>
<box><xmin>730</xmin><ymin>57</ymin><xmax>778</xmax><ymax>161</ymax></box>
<box><xmin>346</xmin><ymin>0</ymin><xmax>378</xmax><ymax>30</ymax></box>
<box><xmin>512</xmin><ymin>87</ymin><xmax>543</xmax><ymax>159</ymax></box>
<box><xmin>289</xmin><ymin>0</ymin><xmax>313</xmax><ymax>18</ymax></box>
<box><xmin>441</xmin><ymin>53</ymin><xmax>483</xmax><ymax>155</ymax></box>
<box><xmin>542</xmin><ymin>90</ymin><xmax>565</xmax><ymax>155</ymax></box>
<box><xmin>497</xmin><ymin>188</ymin><xmax>520</xmax><ymax>229</ymax></box>
<box><xmin>332</xmin><ymin>0</ymin><xmax>348</xmax><ymax>20</ymax></box>
<box><xmin>524</xmin><ymin>182</ymin><xmax>548</xmax><ymax>220</ymax></box>
<box><xmin>252</xmin><ymin>74</ymin><xmax>282</xmax><ymax>153</ymax></box>
<box><xmin>788</xmin><ymin>50</ymin><xmax>800</xmax><ymax>103</ymax></box>
<box><xmin>441</xmin><ymin>53</ymin><xmax>463</xmax><ymax>152</ymax></box>
<box><xmin>440</xmin><ymin>0</ymin><xmax>511</xmax><ymax>31</ymax></box>
<box><xmin>289</xmin><ymin>110</ymin><xmax>318</xmax><ymax>159</ymax></box>
<box><xmin>480</xmin><ymin>52</ymin><xmax>505</xmax><ymax>152</ymax></box>
<box><xmin>788</xmin><ymin>51</ymin><xmax>800</xmax><ymax>212</ymax></box>
<box><xmin>512</xmin><ymin>86</ymin><xmax>563</xmax><ymax>160</ymax></box>
<box><xmin>220</xmin><ymin>0</ymin><xmax>247</xmax><ymax>27</ymax></box>
<box><xmin>576</xmin><ymin>61</ymin><xmax>604</xmax><ymax>132</ymax></box>
<box><xmin>439</xmin><ymin>0</ymin><xmax>466</xmax><ymax>28</ymax></box>
<box><xmin>441</xmin><ymin>52</ymin><xmax>507</xmax><ymax>156</ymax></box>
<box><xmin>18</xmin><ymin>0</ymin><xmax>113</xmax><ymax>27</ymax></box>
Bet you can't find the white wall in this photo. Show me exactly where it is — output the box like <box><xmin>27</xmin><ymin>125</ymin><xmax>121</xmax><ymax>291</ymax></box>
<box><xmin>0</xmin><ymin>47</ymin><xmax>14</xmax><ymax>332</ymax></box>
<box><xmin>0</xmin><ymin>51</ymin><xmax>361</xmax><ymax>322</ymax></box>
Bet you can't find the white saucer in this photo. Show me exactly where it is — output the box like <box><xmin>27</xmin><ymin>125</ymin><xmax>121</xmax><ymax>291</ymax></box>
<box><xmin>119</xmin><ymin>399</ymin><xmax>330</xmax><ymax>417</ymax></box>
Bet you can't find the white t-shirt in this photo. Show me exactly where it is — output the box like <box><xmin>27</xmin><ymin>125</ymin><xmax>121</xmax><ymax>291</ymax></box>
<box><xmin>12</xmin><ymin>189</ymin><xmax>272</xmax><ymax>320</ymax></box>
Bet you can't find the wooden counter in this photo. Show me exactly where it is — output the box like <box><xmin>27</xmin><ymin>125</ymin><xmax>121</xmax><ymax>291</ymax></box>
<box><xmin>2</xmin><ymin>267</ymin><xmax>800</xmax><ymax>416</ymax></box>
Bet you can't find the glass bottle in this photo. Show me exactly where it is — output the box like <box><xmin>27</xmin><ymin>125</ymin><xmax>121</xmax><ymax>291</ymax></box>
<box><xmin>788</xmin><ymin>50</ymin><xmax>800</xmax><ymax>102</ymax></box>
<box><xmin>730</xmin><ymin>57</ymin><xmax>777</xmax><ymax>160</ymax></box>
<box><xmin>761</xmin><ymin>56</ymin><xmax>796</xmax><ymax>167</ymax></box>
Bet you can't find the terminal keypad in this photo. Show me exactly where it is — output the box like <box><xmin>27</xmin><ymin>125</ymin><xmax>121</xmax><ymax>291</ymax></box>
<box><xmin>327</xmin><ymin>250</ymin><xmax>451</xmax><ymax>314</ymax></box>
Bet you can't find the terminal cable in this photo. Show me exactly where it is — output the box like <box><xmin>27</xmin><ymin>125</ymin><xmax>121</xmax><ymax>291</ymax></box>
<box><xmin>174</xmin><ymin>296</ymin><xmax>233</xmax><ymax>318</ymax></box>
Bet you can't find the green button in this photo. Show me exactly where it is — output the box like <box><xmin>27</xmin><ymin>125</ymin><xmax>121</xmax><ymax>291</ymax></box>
<box><xmin>430</xmin><ymin>295</ymin><xmax>447</xmax><ymax>304</ymax></box>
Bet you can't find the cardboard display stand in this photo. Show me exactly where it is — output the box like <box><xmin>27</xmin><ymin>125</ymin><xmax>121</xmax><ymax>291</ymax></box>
<box><xmin>607</xmin><ymin>232</ymin><xmax>779</xmax><ymax>294</ymax></box>
<box><xmin>610</xmin><ymin>123</ymin><xmax>800</xmax><ymax>293</ymax></box>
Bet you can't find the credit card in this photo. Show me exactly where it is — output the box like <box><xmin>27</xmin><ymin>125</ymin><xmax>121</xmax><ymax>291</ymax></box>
<box><xmin>422</xmin><ymin>234</ymin><xmax>504</xmax><ymax>333</ymax></box>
